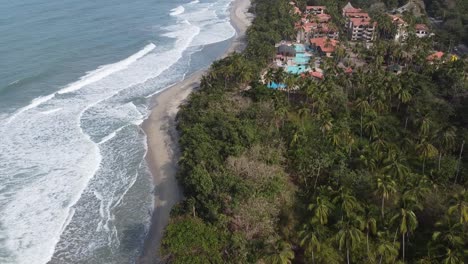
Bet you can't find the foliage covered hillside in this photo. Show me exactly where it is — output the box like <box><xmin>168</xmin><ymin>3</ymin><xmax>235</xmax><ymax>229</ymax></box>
<box><xmin>424</xmin><ymin>0</ymin><xmax>468</xmax><ymax>46</ymax></box>
<box><xmin>160</xmin><ymin>0</ymin><xmax>468</xmax><ymax>263</ymax></box>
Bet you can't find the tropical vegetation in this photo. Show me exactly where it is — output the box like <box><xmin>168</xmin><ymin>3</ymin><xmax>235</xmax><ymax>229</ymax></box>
<box><xmin>160</xmin><ymin>0</ymin><xmax>468</xmax><ymax>263</ymax></box>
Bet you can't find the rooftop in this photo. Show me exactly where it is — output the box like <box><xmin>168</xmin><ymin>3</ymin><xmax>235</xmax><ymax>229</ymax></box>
<box><xmin>306</xmin><ymin>6</ymin><xmax>326</xmax><ymax>10</ymax></box>
<box><xmin>415</xmin><ymin>24</ymin><xmax>428</xmax><ymax>31</ymax></box>
<box><xmin>427</xmin><ymin>51</ymin><xmax>444</xmax><ymax>61</ymax></box>
<box><xmin>389</xmin><ymin>14</ymin><xmax>406</xmax><ymax>25</ymax></box>
<box><xmin>350</xmin><ymin>17</ymin><xmax>374</xmax><ymax>26</ymax></box>
<box><xmin>310</xmin><ymin>37</ymin><xmax>339</xmax><ymax>53</ymax></box>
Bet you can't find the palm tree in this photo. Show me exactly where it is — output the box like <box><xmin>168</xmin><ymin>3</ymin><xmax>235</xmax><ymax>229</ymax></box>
<box><xmin>447</xmin><ymin>189</ymin><xmax>468</xmax><ymax>224</ymax></box>
<box><xmin>274</xmin><ymin>103</ymin><xmax>288</xmax><ymax>130</ymax></box>
<box><xmin>355</xmin><ymin>98</ymin><xmax>370</xmax><ymax>137</ymax></box>
<box><xmin>335</xmin><ymin>217</ymin><xmax>365</xmax><ymax>264</ymax></box>
<box><xmin>299</xmin><ymin>224</ymin><xmax>324</xmax><ymax>264</ymax></box>
<box><xmin>265</xmin><ymin>68</ymin><xmax>276</xmax><ymax>86</ymax></box>
<box><xmin>390</xmin><ymin>205</ymin><xmax>418</xmax><ymax>262</ymax></box>
<box><xmin>363</xmin><ymin>208</ymin><xmax>378</xmax><ymax>259</ymax></box>
<box><xmin>441</xmin><ymin>248</ymin><xmax>465</xmax><ymax>264</ymax></box>
<box><xmin>274</xmin><ymin>68</ymin><xmax>287</xmax><ymax>89</ymax></box>
<box><xmin>383</xmin><ymin>148</ymin><xmax>409</xmax><ymax>181</ymax></box>
<box><xmin>297</xmin><ymin>103</ymin><xmax>310</xmax><ymax>129</ymax></box>
<box><xmin>364</xmin><ymin>113</ymin><xmax>380</xmax><ymax>140</ymax></box>
<box><xmin>263</xmin><ymin>240</ymin><xmax>295</xmax><ymax>264</ymax></box>
<box><xmin>308</xmin><ymin>195</ymin><xmax>334</xmax><ymax>225</ymax></box>
<box><xmin>284</xmin><ymin>74</ymin><xmax>297</xmax><ymax>99</ymax></box>
<box><xmin>376</xmin><ymin>233</ymin><xmax>400</xmax><ymax>264</ymax></box>
<box><xmin>431</xmin><ymin>215</ymin><xmax>465</xmax><ymax>262</ymax></box>
<box><xmin>376</xmin><ymin>175</ymin><xmax>397</xmax><ymax>219</ymax></box>
<box><xmin>435</xmin><ymin>126</ymin><xmax>456</xmax><ymax>170</ymax></box>
<box><xmin>333</xmin><ymin>187</ymin><xmax>362</xmax><ymax>219</ymax></box>
<box><xmin>416</xmin><ymin>138</ymin><xmax>438</xmax><ymax>175</ymax></box>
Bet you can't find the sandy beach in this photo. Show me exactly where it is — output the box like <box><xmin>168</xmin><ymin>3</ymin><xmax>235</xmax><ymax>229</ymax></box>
<box><xmin>138</xmin><ymin>0</ymin><xmax>252</xmax><ymax>263</ymax></box>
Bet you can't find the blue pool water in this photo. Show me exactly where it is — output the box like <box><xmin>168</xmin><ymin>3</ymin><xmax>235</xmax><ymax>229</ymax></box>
<box><xmin>267</xmin><ymin>82</ymin><xmax>286</xmax><ymax>89</ymax></box>
<box><xmin>294</xmin><ymin>44</ymin><xmax>306</xmax><ymax>52</ymax></box>
<box><xmin>287</xmin><ymin>65</ymin><xmax>310</xmax><ymax>74</ymax></box>
<box><xmin>295</xmin><ymin>54</ymin><xmax>311</xmax><ymax>65</ymax></box>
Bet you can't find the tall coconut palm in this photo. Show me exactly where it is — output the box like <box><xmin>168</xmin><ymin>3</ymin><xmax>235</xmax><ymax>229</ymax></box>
<box><xmin>376</xmin><ymin>233</ymin><xmax>400</xmax><ymax>264</ymax></box>
<box><xmin>376</xmin><ymin>175</ymin><xmax>397</xmax><ymax>219</ymax></box>
<box><xmin>447</xmin><ymin>189</ymin><xmax>468</xmax><ymax>224</ymax></box>
<box><xmin>333</xmin><ymin>187</ymin><xmax>362</xmax><ymax>219</ymax></box>
<box><xmin>335</xmin><ymin>217</ymin><xmax>365</xmax><ymax>264</ymax></box>
<box><xmin>355</xmin><ymin>98</ymin><xmax>371</xmax><ymax>138</ymax></box>
<box><xmin>441</xmin><ymin>248</ymin><xmax>465</xmax><ymax>264</ymax></box>
<box><xmin>308</xmin><ymin>194</ymin><xmax>334</xmax><ymax>225</ymax></box>
<box><xmin>431</xmin><ymin>215</ymin><xmax>465</xmax><ymax>261</ymax></box>
<box><xmin>390</xmin><ymin>205</ymin><xmax>419</xmax><ymax>262</ymax></box>
<box><xmin>299</xmin><ymin>224</ymin><xmax>325</xmax><ymax>264</ymax></box>
<box><xmin>263</xmin><ymin>240</ymin><xmax>295</xmax><ymax>264</ymax></box>
<box><xmin>383</xmin><ymin>148</ymin><xmax>410</xmax><ymax>181</ymax></box>
<box><xmin>435</xmin><ymin>126</ymin><xmax>456</xmax><ymax>170</ymax></box>
<box><xmin>363</xmin><ymin>208</ymin><xmax>378</xmax><ymax>260</ymax></box>
<box><xmin>416</xmin><ymin>138</ymin><xmax>438</xmax><ymax>175</ymax></box>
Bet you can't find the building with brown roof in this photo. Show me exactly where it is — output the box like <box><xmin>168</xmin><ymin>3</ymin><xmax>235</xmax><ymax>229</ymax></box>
<box><xmin>415</xmin><ymin>24</ymin><xmax>429</xmax><ymax>38</ymax></box>
<box><xmin>310</xmin><ymin>37</ymin><xmax>339</xmax><ymax>57</ymax></box>
<box><xmin>343</xmin><ymin>2</ymin><xmax>376</xmax><ymax>42</ymax></box>
<box><xmin>389</xmin><ymin>14</ymin><xmax>408</xmax><ymax>41</ymax></box>
<box><xmin>306</xmin><ymin>6</ymin><xmax>326</xmax><ymax>15</ymax></box>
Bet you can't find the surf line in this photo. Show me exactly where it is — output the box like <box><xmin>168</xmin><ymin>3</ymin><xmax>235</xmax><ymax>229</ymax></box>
<box><xmin>4</xmin><ymin>43</ymin><xmax>156</xmax><ymax>125</ymax></box>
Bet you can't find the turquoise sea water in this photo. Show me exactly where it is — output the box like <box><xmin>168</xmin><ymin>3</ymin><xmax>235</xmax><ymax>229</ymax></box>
<box><xmin>0</xmin><ymin>0</ymin><xmax>235</xmax><ymax>263</ymax></box>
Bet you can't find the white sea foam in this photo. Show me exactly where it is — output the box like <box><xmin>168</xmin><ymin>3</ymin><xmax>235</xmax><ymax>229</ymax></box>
<box><xmin>57</xmin><ymin>43</ymin><xmax>156</xmax><ymax>95</ymax></box>
<box><xmin>0</xmin><ymin>0</ymin><xmax>238</xmax><ymax>262</ymax></box>
<box><xmin>170</xmin><ymin>5</ymin><xmax>185</xmax><ymax>16</ymax></box>
<box><xmin>40</xmin><ymin>108</ymin><xmax>62</xmax><ymax>115</ymax></box>
<box><xmin>189</xmin><ymin>0</ymin><xmax>200</xmax><ymax>4</ymax></box>
<box><xmin>5</xmin><ymin>94</ymin><xmax>55</xmax><ymax>124</ymax></box>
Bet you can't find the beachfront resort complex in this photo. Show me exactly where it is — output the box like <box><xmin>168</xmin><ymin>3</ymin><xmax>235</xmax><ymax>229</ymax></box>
<box><xmin>266</xmin><ymin>1</ymin><xmax>446</xmax><ymax>90</ymax></box>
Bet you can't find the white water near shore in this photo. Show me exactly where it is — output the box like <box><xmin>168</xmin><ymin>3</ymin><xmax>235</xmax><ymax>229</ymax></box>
<box><xmin>0</xmin><ymin>0</ymin><xmax>238</xmax><ymax>263</ymax></box>
<box><xmin>139</xmin><ymin>0</ymin><xmax>252</xmax><ymax>262</ymax></box>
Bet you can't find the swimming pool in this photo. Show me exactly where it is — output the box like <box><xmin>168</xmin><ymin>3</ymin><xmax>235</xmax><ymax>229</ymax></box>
<box><xmin>294</xmin><ymin>44</ymin><xmax>306</xmax><ymax>53</ymax></box>
<box><xmin>267</xmin><ymin>81</ymin><xmax>286</xmax><ymax>89</ymax></box>
<box><xmin>294</xmin><ymin>53</ymin><xmax>311</xmax><ymax>65</ymax></box>
<box><xmin>287</xmin><ymin>65</ymin><xmax>310</xmax><ymax>74</ymax></box>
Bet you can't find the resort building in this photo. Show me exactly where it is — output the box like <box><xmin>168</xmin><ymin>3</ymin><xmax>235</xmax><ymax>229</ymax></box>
<box><xmin>275</xmin><ymin>42</ymin><xmax>311</xmax><ymax>74</ymax></box>
<box><xmin>297</xmin><ymin>21</ymin><xmax>339</xmax><ymax>42</ymax></box>
<box><xmin>306</xmin><ymin>6</ymin><xmax>326</xmax><ymax>15</ymax></box>
<box><xmin>296</xmin><ymin>6</ymin><xmax>338</xmax><ymax>42</ymax></box>
<box><xmin>310</xmin><ymin>37</ymin><xmax>339</xmax><ymax>57</ymax></box>
<box><xmin>342</xmin><ymin>2</ymin><xmax>376</xmax><ymax>42</ymax></box>
<box><xmin>389</xmin><ymin>15</ymin><xmax>408</xmax><ymax>42</ymax></box>
<box><xmin>415</xmin><ymin>24</ymin><xmax>430</xmax><ymax>38</ymax></box>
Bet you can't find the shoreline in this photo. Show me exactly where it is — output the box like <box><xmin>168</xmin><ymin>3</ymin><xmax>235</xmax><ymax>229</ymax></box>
<box><xmin>138</xmin><ymin>0</ymin><xmax>252</xmax><ymax>263</ymax></box>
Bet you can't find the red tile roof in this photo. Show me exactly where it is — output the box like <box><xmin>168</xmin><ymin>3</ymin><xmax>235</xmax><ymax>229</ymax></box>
<box><xmin>350</xmin><ymin>17</ymin><xmax>372</xmax><ymax>26</ymax></box>
<box><xmin>415</xmin><ymin>24</ymin><xmax>428</xmax><ymax>31</ymax></box>
<box><xmin>344</xmin><ymin>8</ymin><xmax>363</xmax><ymax>14</ymax></box>
<box><xmin>310</xmin><ymin>37</ymin><xmax>339</xmax><ymax>53</ymax></box>
<box><xmin>389</xmin><ymin>14</ymin><xmax>406</xmax><ymax>25</ymax></box>
<box><xmin>306</xmin><ymin>5</ymin><xmax>326</xmax><ymax>10</ymax></box>
<box><xmin>427</xmin><ymin>51</ymin><xmax>444</xmax><ymax>61</ymax></box>
<box><xmin>315</xmin><ymin>13</ymin><xmax>331</xmax><ymax>22</ymax></box>
<box><xmin>346</xmin><ymin>12</ymin><xmax>370</xmax><ymax>18</ymax></box>
<box><xmin>310</xmin><ymin>71</ymin><xmax>324</xmax><ymax>79</ymax></box>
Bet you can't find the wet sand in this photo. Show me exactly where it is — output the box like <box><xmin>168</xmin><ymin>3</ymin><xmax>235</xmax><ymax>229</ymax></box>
<box><xmin>138</xmin><ymin>0</ymin><xmax>252</xmax><ymax>262</ymax></box>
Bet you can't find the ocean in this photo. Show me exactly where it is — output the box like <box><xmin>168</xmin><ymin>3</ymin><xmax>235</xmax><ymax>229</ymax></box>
<box><xmin>0</xmin><ymin>0</ymin><xmax>235</xmax><ymax>263</ymax></box>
